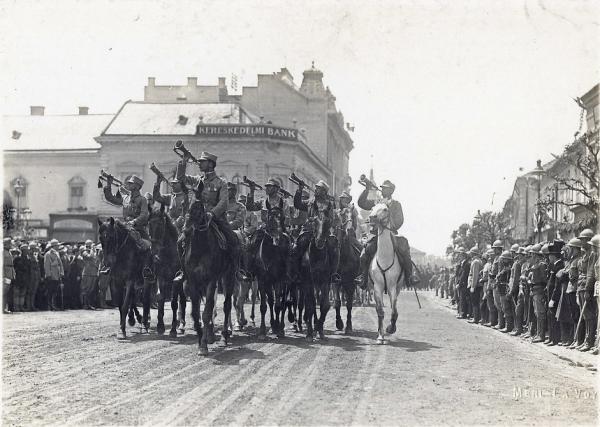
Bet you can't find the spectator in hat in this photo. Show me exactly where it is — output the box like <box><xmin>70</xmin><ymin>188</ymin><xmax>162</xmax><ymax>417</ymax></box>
<box><xmin>12</xmin><ymin>244</ymin><xmax>31</xmax><ymax>312</ymax></box>
<box><xmin>65</xmin><ymin>246</ymin><xmax>84</xmax><ymax>309</ymax></box>
<box><xmin>81</xmin><ymin>244</ymin><xmax>99</xmax><ymax>309</ymax></box>
<box><xmin>3</xmin><ymin>238</ymin><xmax>15</xmax><ymax>314</ymax></box>
<box><xmin>44</xmin><ymin>239</ymin><xmax>64</xmax><ymax>310</ymax></box>
<box><xmin>26</xmin><ymin>242</ymin><xmax>41</xmax><ymax>311</ymax></box>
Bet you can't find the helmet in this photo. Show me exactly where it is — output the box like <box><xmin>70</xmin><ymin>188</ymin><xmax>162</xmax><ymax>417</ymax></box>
<box><xmin>517</xmin><ymin>247</ymin><xmax>527</xmax><ymax>255</ymax></box>
<box><xmin>549</xmin><ymin>239</ymin><xmax>565</xmax><ymax>254</ymax></box>
<box><xmin>455</xmin><ymin>247</ymin><xmax>466</xmax><ymax>254</ymax></box>
<box><xmin>578</xmin><ymin>229</ymin><xmax>594</xmax><ymax>240</ymax></box>
<box><xmin>126</xmin><ymin>175</ymin><xmax>144</xmax><ymax>187</ymax></box>
<box><xmin>510</xmin><ymin>243</ymin><xmax>519</xmax><ymax>252</ymax></box>
<box><xmin>530</xmin><ymin>244</ymin><xmax>542</xmax><ymax>254</ymax></box>
<box><xmin>315</xmin><ymin>180</ymin><xmax>330</xmax><ymax>192</ymax></box>
<box><xmin>590</xmin><ymin>234</ymin><xmax>600</xmax><ymax>248</ymax></box>
<box><xmin>491</xmin><ymin>240</ymin><xmax>503</xmax><ymax>249</ymax></box>
<box><xmin>499</xmin><ymin>250</ymin><xmax>513</xmax><ymax>261</ymax></box>
<box><xmin>468</xmin><ymin>247</ymin><xmax>480</xmax><ymax>256</ymax></box>
<box><xmin>567</xmin><ymin>238</ymin><xmax>583</xmax><ymax>249</ymax></box>
<box><xmin>541</xmin><ymin>244</ymin><xmax>550</xmax><ymax>255</ymax></box>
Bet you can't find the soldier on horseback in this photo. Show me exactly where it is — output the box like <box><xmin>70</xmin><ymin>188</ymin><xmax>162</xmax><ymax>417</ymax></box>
<box><xmin>225</xmin><ymin>182</ymin><xmax>247</xmax><ymax>231</ymax></box>
<box><xmin>245</xmin><ymin>177</ymin><xmax>292</xmax><ymax>226</ymax></box>
<box><xmin>292</xmin><ymin>179</ymin><xmax>340</xmax><ymax>284</ymax></box>
<box><xmin>152</xmin><ymin>176</ymin><xmax>190</xmax><ymax>232</ymax></box>
<box><xmin>173</xmin><ymin>151</ymin><xmax>241</xmax><ymax>284</ymax></box>
<box><xmin>335</xmin><ymin>191</ymin><xmax>361</xmax><ymax>253</ymax></box>
<box><xmin>102</xmin><ymin>174</ymin><xmax>151</xmax><ymax>274</ymax></box>
<box><xmin>355</xmin><ymin>178</ymin><xmax>412</xmax><ymax>289</ymax></box>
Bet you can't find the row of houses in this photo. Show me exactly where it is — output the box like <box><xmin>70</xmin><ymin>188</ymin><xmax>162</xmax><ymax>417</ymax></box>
<box><xmin>501</xmin><ymin>83</ymin><xmax>599</xmax><ymax>243</ymax></box>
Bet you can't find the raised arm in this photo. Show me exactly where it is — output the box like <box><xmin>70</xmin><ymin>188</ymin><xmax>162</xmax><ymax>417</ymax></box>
<box><xmin>357</xmin><ymin>187</ymin><xmax>375</xmax><ymax>211</ymax></box>
<box><xmin>103</xmin><ymin>185</ymin><xmax>123</xmax><ymax>206</ymax></box>
<box><xmin>293</xmin><ymin>189</ymin><xmax>309</xmax><ymax>211</ymax></box>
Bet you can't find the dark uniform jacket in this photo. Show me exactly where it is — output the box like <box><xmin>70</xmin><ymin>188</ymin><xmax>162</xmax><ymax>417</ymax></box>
<box><xmin>226</xmin><ymin>199</ymin><xmax>246</xmax><ymax>231</ymax></box>
<box><xmin>458</xmin><ymin>258</ymin><xmax>470</xmax><ymax>288</ymax></box>
<box><xmin>103</xmin><ymin>187</ymin><xmax>149</xmax><ymax>230</ymax></box>
<box><xmin>293</xmin><ymin>191</ymin><xmax>336</xmax><ymax>232</ymax></box>
<box><xmin>153</xmin><ymin>183</ymin><xmax>190</xmax><ymax>222</ymax></box>
<box><xmin>549</xmin><ymin>259</ymin><xmax>565</xmax><ymax>305</ymax></box>
<box><xmin>177</xmin><ymin>168</ymin><xmax>228</xmax><ymax>221</ymax></box>
<box><xmin>246</xmin><ymin>194</ymin><xmax>292</xmax><ymax>227</ymax></box>
<box><xmin>13</xmin><ymin>253</ymin><xmax>31</xmax><ymax>289</ymax></box>
<box><xmin>576</xmin><ymin>252</ymin><xmax>589</xmax><ymax>292</ymax></box>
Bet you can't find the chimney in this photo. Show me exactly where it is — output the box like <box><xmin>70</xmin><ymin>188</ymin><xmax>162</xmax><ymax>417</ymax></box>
<box><xmin>30</xmin><ymin>106</ymin><xmax>45</xmax><ymax>116</ymax></box>
<box><xmin>78</xmin><ymin>106</ymin><xmax>89</xmax><ymax>115</ymax></box>
<box><xmin>187</xmin><ymin>77</ymin><xmax>197</xmax><ymax>87</ymax></box>
<box><xmin>147</xmin><ymin>77</ymin><xmax>156</xmax><ymax>87</ymax></box>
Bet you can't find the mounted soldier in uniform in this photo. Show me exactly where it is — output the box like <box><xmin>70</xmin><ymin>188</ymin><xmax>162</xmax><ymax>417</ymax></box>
<box><xmin>291</xmin><ymin>178</ymin><xmax>340</xmax><ymax>284</ymax></box>
<box><xmin>173</xmin><ymin>150</ymin><xmax>241</xmax><ymax>284</ymax></box>
<box><xmin>354</xmin><ymin>177</ymin><xmax>412</xmax><ymax>289</ymax></box>
<box><xmin>102</xmin><ymin>174</ymin><xmax>151</xmax><ymax>274</ymax></box>
<box><xmin>335</xmin><ymin>191</ymin><xmax>361</xmax><ymax>253</ymax></box>
<box><xmin>225</xmin><ymin>182</ymin><xmax>247</xmax><ymax>232</ymax></box>
<box><xmin>152</xmin><ymin>172</ymin><xmax>190</xmax><ymax>233</ymax></box>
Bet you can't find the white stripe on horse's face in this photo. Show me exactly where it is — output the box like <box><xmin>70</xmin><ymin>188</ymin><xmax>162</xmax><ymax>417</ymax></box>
<box><xmin>370</xmin><ymin>203</ymin><xmax>390</xmax><ymax>227</ymax></box>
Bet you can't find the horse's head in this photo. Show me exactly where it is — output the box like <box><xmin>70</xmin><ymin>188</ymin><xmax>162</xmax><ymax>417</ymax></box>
<box><xmin>369</xmin><ymin>203</ymin><xmax>390</xmax><ymax>230</ymax></box>
<box><xmin>188</xmin><ymin>181</ymin><xmax>208</xmax><ymax>229</ymax></box>
<box><xmin>148</xmin><ymin>204</ymin><xmax>171</xmax><ymax>257</ymax></box>
<box><xmin>97</xmin><ymin>217</ymin><xmax>125</xmax><ymax>268</ymax></box>
<box><xmin>265</xmin><ymin>199</ymin><xmax>285</xmax><ymax>232</ymax></box>
<box><xmin>312</xmin><ymin>213</ymin><xmax>329</xmax><ymax>250</ymax></box>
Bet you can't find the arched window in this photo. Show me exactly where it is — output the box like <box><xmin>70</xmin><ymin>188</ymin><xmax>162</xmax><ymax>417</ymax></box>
<box><xmin>68</xmin><ymin>176</ymin><xmax>87</xmax><ymax>210</ymax></box>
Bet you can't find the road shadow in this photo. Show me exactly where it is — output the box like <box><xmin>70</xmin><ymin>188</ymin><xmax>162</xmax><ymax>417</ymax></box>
<box><xmin>210</xmin><ymin>346</ymin><xmax>267</xmax><ymax>366</ymax></box>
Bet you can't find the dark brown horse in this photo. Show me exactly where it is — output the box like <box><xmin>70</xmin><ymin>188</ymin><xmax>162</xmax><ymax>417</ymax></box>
<box><xmin>183</xmin><ymin>182</ymin><xmax>233</xmax><ymax>356</ymax></box>
<box><xmin>98</xmin><ymin>218</ymin><xmax>151</xmax><ymax>339</ymax></box>
<box><xmin>300</xmin><ymin>213</ymin><xmax>336</xmax><ymax>341</ymax></box>
<box><xmin>333</xmin><ymin>223</ymin><xmax>361</xmax><ymax>335</ymax></box>
<box><xmin>249</xmin><ymin>199</ymin><xmax>291</xmax><ymax>338</ymax></box>
<box><xmin>147</xmin><ymin>205</ymin><xmax>186</xmax><ymax>336</ymax></box>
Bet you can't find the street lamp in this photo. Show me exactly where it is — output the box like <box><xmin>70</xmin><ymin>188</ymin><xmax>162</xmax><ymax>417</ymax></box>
<box><xmin>532</xmin><ymin>160</ymin><xmax>546</xmax><ymax>242</ymax></box>
<box><xmin>13</xmin><ymin>179</ymin><xmax>24</xmax><ymax>236</ymax></box>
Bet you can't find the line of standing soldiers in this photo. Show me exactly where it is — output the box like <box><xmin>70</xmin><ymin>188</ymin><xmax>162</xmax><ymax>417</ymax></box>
<box><xmin>450</xmin><ymin>229</ymin><xmax>599</xmax><ymax>354</ymax></box>
<box><xmin>100</xmin><ymin>148</ymin><xmax>405</xmax><ymax>286</ymax></box>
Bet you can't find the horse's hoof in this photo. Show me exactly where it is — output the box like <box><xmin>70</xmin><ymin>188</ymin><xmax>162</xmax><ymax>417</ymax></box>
<box><xmin>385</xmin><ymin>324</ymin><xmax>396</xmax><ymax>335</ymax></box>
<box><xmin>304</xmin><ymin>335</ymin><xmax>313</xmax><ymax>343</ymax></box>
<box><xmin>288</xmin><ymin>311</ymin><xmax>295</xmax><ymax>323</ymax></box>
<box><xmin>344</xmin><ymin>327</ymin><xmax>353</xmax><ymax>335</ymax></box>
<box><xmin>169</xmin><ymin>329</ymin><xmax>177</xmax><ymax>338</ymax></box>
<box><xmin>292</xmin><ymin>323</ymin><xmax>298</xmax><ymax>332</ymax></box>
<box><xmin>318</xmin><ymin>331</ymin><xmax>327</xmax><ymax>341</ymax></box>
<box><xmin>335</xmin><ymin>317</ymin><xmax>344</xmax><ymax>331</ymax></box>
<box><xmin>251</xmin><ymin>321</ymin><xmax>256</xmax><ymax>327</ymax></box>
<box><xmin>177</xmin><ymin>328</ymin><xmax>185</xmax><ymax>335</ymax></box>
<box><xmin>116</xmin><ymin>330</ymin><xmax>126</xmax><ymax>340</ymax></box>
<box><xmin>157</xmin><ymin>326</ymin><xmax>165</xmax><ymax>335</ymax></box>
<box><xmin>234</xmin><ymin>325</ymin><xmax>243</xmax><ymax>332</ymax></box>
<box><xmin>277</xmin><ymin>329</ymin><xmax>285</xmax><ymax>339</ymax></box>
<box><xmin>128</xmin><ymin>317</ymin><xmax>136</xmax><ymax>327</ymax></box>
<box><xmin>198</xmin><ymin>347</ymin><xmax>209</xmax><ymax>356</ymax></box>
<box><xmin>207</xmin><ymin>334</ymin><xmax>216</xmax><ymax>345</ymax></box>
<box><xmin>298</xmin><ymin>324</ymin><xmax>303</xmax><ymax>332</ymax></box>
<box><xmin>241</xmin><ymin>319</ymin><xmax>248</xmax><ymax>327</ymax></box>
<box><xmin>258</xmin><ymin>334</ymin><xmax>266</xmax><ymax>340</ymax></box>
<box><xmin>377</xmin><ymin>337</ymin><xmax>385</xmax><ymax>345</ymax></box>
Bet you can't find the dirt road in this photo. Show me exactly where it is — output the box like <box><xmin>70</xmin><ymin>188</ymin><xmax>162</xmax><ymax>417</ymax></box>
<box><xmin>2</xmin><ymin>291</ymin><xmax>597</xmax><ymax>426</ymax></box>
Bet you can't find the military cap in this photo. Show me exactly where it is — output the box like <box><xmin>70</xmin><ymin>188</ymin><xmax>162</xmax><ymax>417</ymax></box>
<box><xmin>315</xmin><ymin>180</ymin><xmax>330</xmax><ymax>192</ymax></box>
<box><xmin>28</xmin><ymin>241</ymin><xmax>38</xmax><ymax>248</ymax></box>
<box><xmin>491</xmin><ymin>239</ymin><xmax>503</xmax><ymax>249</ymax></box>
<box><xmin>455</xmin><ymin>247</ymin><xmax>466</xmax><ymax>254</ymax></box>
<box><xmin>339</xmin><ymin>191</ymin><xmax>352</xmax><ymax>200</ymax></box>
<box><xmin>578</xmin><ymin>228</ymin><xmax>594</xmax><ymax>240</ymax></box>
<box><xmin>529</xmin><ymin>243</ymin><xmax>542</xmax><ymax>254</ymax></box>
<box><xmin>517</xmin><ymin>247</ymin><xmax>527</xmax><ymax>255</ymax></box>
<box><xmin>510</xmin><ymin>243</ymin><xmax>519</xmax><ymax>252</ymax></box>
<box><xmin>485</xmin><ymin>248</ymin><xmax>495</xmax><ymax>257</ymax></box>
<box><xmin>85</xmin><ymin>239</ymin><xmax>93</xmax><ymax>246</ymax></box>
<box><xmin>590</xmin><ymin>234</ymin><xmax>600</xmax><ymax>248</ymax></box>
<box><xmin>19</xmin><ymin>243</ymin><xmax>29</xmax><ymax>250</ymax></box>
<box><xmin>126</xmin><ymin>175</ymin><xmax>144</xmax><ymax>187</ymax></box>
<box><xmin>198</xmin><ymin>151</ymin><xmax>217</xmax><ymax>163</ymax></box>
<box><xmin>567</xmin><ymin>238</ymin><xmax>583</xmax><ymax>249</ymax></box>
<box><xmin>468</xmin><ymin>247</ymin><xmax>480</xmax><ymax>256</ymax></box>
<box><xmin>144</xmin><ymin>192</ymin><xmax>153</xmax><ymax>201</ymax></box>
<box><xmin>264</xmin><ymin>178</ymin><xmax>281</xmax><ymax>187</ymax></box>
<box><xmin>49</xmin><ymin>239</ymin><xmax>60</xmax><ymax>247</ymax></box>
<box><xmin>549</xmin><ymin>239</ymin><xmax>565</xmax><ymax>254</ymax></box>
<box><xmin>499</xmin><ymin>250</ymin><xmax>513</xmax><ymax>261</ymax></box>
<box><xmin>380</xmin><ymin>180</ymin><xmax>395</xmax><ymax>190</ymax></box>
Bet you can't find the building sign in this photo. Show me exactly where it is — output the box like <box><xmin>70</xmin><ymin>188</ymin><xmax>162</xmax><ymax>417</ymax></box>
<box><xmin>197</xmin><ymin>124</ymin><xmax>298</xmax><ymax>141</ymax></box>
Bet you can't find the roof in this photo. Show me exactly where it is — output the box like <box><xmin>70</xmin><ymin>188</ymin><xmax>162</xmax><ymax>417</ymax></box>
<box><xmin>102</xmin><ymin>101</ymin><xmax>259</xmax><ymax>135</ymax></box>
<box><xmin>3</xmin><ymin>114</ymin><xmax>112</xmax><ymax>151</ymax></box>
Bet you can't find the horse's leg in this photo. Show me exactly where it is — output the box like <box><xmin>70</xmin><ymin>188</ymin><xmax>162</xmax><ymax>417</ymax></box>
<box><xmin>177</xmin><ymin>282</ymin><xmax>186</xmax><ymax>334</ymax></box>
<box><xmin>222</xmin><ymin>275</ymin><xmax>233</xmax><ymax>345</ymax></box>
<box><xmin>297</xmin><ymin>284</ymin><xmax>304</xmax><ymax>332</ymax></box>
<box><xmin>304</xmin><ymin>282</ymin><xmax>315</xmax><ymax>342</ymax></box>
<box><xmin>120</xmin><ymin>280</ymin><xmax>135</xmax><ymax>339</ymax></box>
<box><xmin>344</xmin><ymin>282</ymin><xmax>354</xmax><ymax>335</ymax></box>
<box><xmin>386</xmin><ymin>280</ymin><xmax>400</xmax><ymax>335</ymax></box>
<box><xmin>189</xmin><ymin>285</ymin><xmax>205</xmax><ymax>355</ymax></box>
<box><xmin>287</xmin><ymin>281</ymin><xmax>296</xmax><ymax>324</ymax></box>
<box><xmin>318</xmin><ymin>280</ymin><xmax>331</xmax><ymax>340</ymax></box>
<box><xmin>267</xmin><ymin>285</ymin><xmax>277</xmax><ymax>335</ymax></box>
<box><xmin>250</xmin><ymin>279</ymin><xmax>258</xmax><ymax>326</ymax></box>
<box><xmin>156</xmin><ymin>277</ymin><xmax>165</xmax><ymax>334</ymax></box>
<box><xmin>239</xmin><ymin>279</ymin><xmax>250</xmax><ymax>328</ymax></box>
<box><xmin>334</xmin><ymin>282</ymin><xmax>343</xmax><ymax>331</ymax></box>
<box><xmin>206</xmin><ymin>283</ymin><xmax>217</xmax><ymax>344</ymax></box>
<box><xmin>142</xmin><ymin>277</ymin><xmax>152</xmax><ymax>333</ymax></box>
<box><xmin>258</xmin><ymin>285</ymin><xmax>268</xmax><ymax>339</ymax></box>
<box><xmin>273</xmin><ymin>284</ymin><xmax>284</xmax><ymax>338</ymax></box>
<box><xmin>113</xmin><ymin>279</ymin><xmax>127</xmax><ymax>339</ymax></box>
<box><xmin>278</xmin><ymin>283</ymin><xmax>287</xmax><ymax>337</ymax></box>
<box><xmin>374</xmin><ymin>281</ymin><xmax>385</xmax><ymax>344</ymax></box>
<box><xmin>170</xmin><ymin>279</ymin><xmax>179</xmax><ymax>337</ymax></box>
<box><xmin>128</xmin><ymin>305</ymin><xmax>136</xmax><ymax>327</ymax></box>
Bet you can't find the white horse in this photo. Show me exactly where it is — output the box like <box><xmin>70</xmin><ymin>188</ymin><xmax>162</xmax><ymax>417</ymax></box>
<box><xmin>368</xmin><ymin>203</ymin><xmax>404</xmax><ymax>344</ymax></box>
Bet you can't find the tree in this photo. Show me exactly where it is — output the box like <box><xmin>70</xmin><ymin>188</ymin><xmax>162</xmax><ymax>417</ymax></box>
<box><xmin>547</xmin><ymin>128</ymin><xmax>599</xmax><ymax>231</ymax></box>
<box><xmin>450</xmin><ymin>223</ymin><xmax>475</xmax><ymax>252</ymax></box>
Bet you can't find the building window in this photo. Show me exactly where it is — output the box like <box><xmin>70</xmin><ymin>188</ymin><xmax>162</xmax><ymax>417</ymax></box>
<box><xmin>10</xmin><ymin>177</ymin><xmax>28</xmax><ymax>208</ymax></box>
<box><xmin>68</xmin><ymin>176</ymin><xmax>86</xmax><ymax>210</ymax></box>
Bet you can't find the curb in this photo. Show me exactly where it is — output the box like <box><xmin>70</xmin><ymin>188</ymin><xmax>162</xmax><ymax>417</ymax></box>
<box><xmin>424</xmin><ymin>292</ymin><xmax>598</xmax><ymax>372</ymax></box>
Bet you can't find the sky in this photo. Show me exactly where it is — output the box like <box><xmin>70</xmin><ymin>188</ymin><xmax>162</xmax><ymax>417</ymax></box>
<box><xmin>1</xmin><ymin>0</ymin><xmax>599</xmax><ymax>255</ymax></box>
